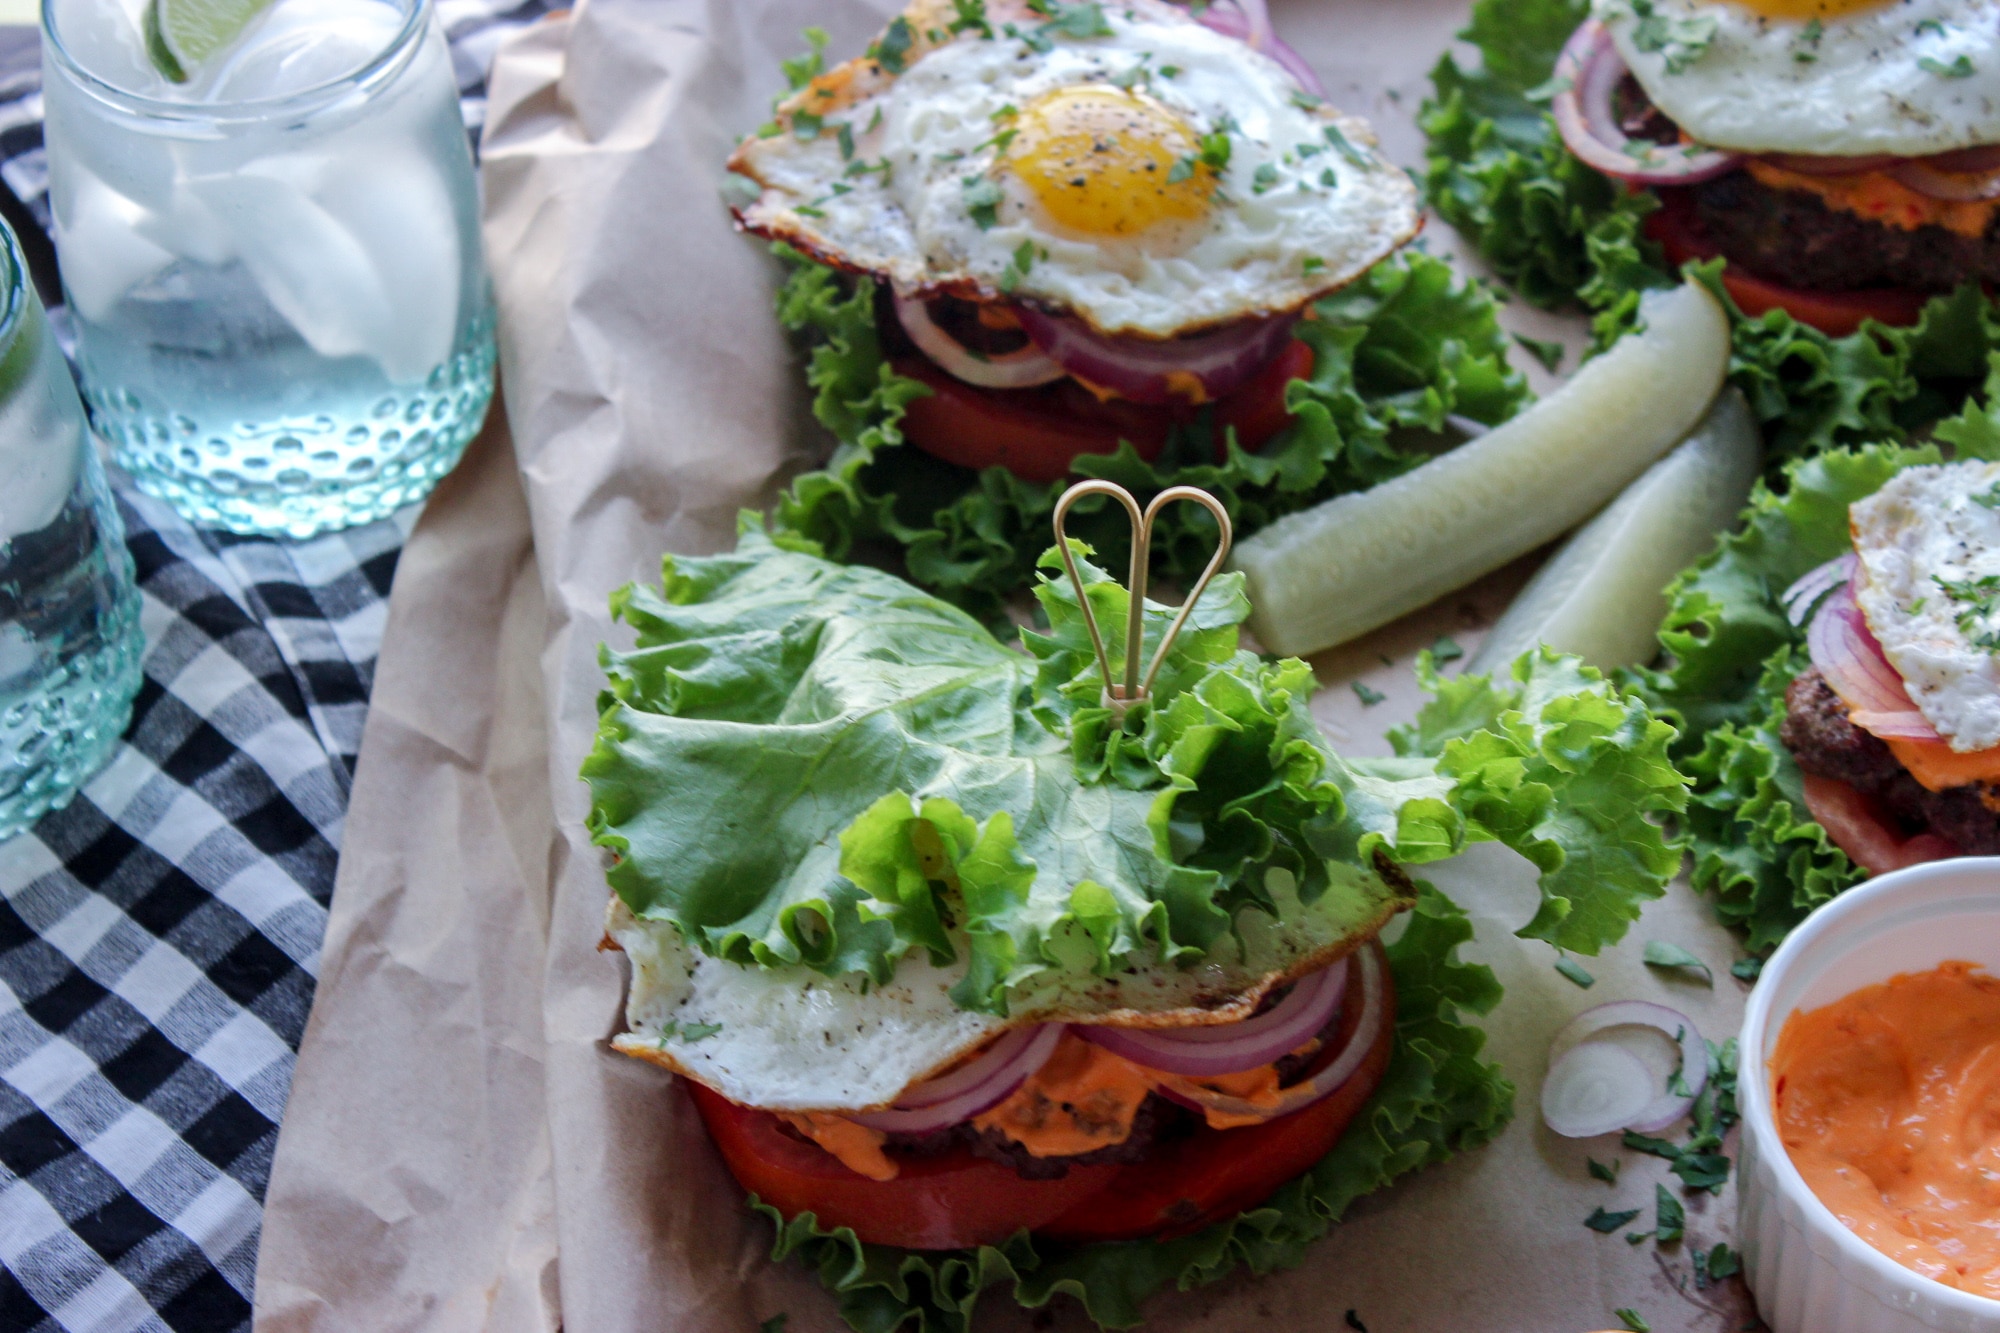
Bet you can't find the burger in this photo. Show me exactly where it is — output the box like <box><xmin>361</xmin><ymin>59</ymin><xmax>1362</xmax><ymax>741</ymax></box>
<box><xmin>1644</xmin><ymin>395</ymin><xmax>2000</xmax><ymax>956</ymax></box>
<box><xmin>1543</xmin><ymin>0</ymin><xmax>2000</xmax><ymax>338</ymax></box>
<box><xmin>728</xmin><ymin>0</ymin><xmax>1525</xmax><ymax>614</ymax></box>
<box><xmin>582</xmin><ymin>523</ymin><xmax>1685</xmax><ymax>1328</ymax></box>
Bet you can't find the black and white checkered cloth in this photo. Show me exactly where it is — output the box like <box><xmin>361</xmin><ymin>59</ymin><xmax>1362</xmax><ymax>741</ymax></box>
<box><xmin>0</xmin><ymin>3</ymin><xmax>551</xmax><ymax>1328</ymax></box>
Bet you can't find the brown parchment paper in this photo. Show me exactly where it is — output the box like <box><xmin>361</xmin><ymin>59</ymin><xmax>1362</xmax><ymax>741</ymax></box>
<box><xmin>255</xmin><ymin>2</ymin><xmax>1761</xmax><ymax>1330</ymax></box>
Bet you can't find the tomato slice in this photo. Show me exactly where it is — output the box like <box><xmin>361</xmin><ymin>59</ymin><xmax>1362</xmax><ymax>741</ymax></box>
<box><xmin>1797</xmin><ymin>772</ymin><xmax>1960</xmax><ymax>876</ymax></box>
<box><xmin>1645</xmin><ymin>187</ymin><xmax>1931</xmax><ymax>337</ymax></box>
<box><xmin>897</xmin><ymin>339</ymin><xmax>1315</xmax><ymax>484</ymax></box>
<box><xmin>689</xmin><ymin>938</ymin><xmax>1395</xmax><ymax>1252</ymax></box>
<box><xmin>1038</xmin><ymin>939</ymin><xmax>1396</xmax><ymax>1243</ymax></box>
<box><xmin>687</xmin><ymin>1080</ymin><xmax>1124</xmax><ymax>1250</ymax></box>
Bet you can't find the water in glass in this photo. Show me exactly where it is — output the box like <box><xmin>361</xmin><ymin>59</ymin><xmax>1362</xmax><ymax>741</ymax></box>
<box><xmin>40</xmin><ymin>0</ymin><xmax>495</xmax><ymax>538</ymax></box>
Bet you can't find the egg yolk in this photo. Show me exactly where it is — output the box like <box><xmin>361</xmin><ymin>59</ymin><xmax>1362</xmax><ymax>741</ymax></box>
<box><xmin>1717</xmin><ymin>0</ymin><xmax>1888</xmax><ymax>17</ymax></box>
<box><xmin>1001</xmin><ymin>86</ymin><xmax>1212</xmax><ymax>237</ymax></box>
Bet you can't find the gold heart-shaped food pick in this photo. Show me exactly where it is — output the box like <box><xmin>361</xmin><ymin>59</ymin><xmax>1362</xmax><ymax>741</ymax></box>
<box><xmin>1051</xmin><ymin>480</ymin><xmax>1234</xmax><ymax>721</ymax></box>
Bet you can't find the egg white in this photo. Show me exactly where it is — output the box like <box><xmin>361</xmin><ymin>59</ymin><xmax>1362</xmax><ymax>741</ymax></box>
<box><xmin>1852</xmin><ymin>460</ymin><xmax>2000</xmax><ymax>754</ymax></box>
<box><xmin>729</xmin><ymin>0</ymin><xmax>1419</xmax><ymax>338</ymax></box>
<box><xmin>608</xmin><ymin>858</ymin><xmax>1406</xmax><ymax>1113</ymax></box>
<box><xmin>1595</xmin><ymin>0</ymin><xmax>2000</xmax><ymax>157</ymax></box>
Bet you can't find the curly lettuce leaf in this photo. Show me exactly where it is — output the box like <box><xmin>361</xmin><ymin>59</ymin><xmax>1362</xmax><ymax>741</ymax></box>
<box><xmin>753</xmin><ymin>883</ymin><xmax>1511</xmax><ymax>1333</ymax></box>
<box><xmin>587</xmin><ymin>525</ymin><xmax>1418</xmax><ymax>1014</ymax></box>
<box><xmin>769</xmin><ymin>244</ymin><xmax>1529</xmax><ymax>619</ymax></box>
<box><xmin>1633</xmin><ymin>383</ymin><xmax>2000</xmax><ymax>949</ymax></box>
<box><xmin>1385</xmin><ymin>648</ymin><xmax>1688</xmax><ymax>954</ymax></box>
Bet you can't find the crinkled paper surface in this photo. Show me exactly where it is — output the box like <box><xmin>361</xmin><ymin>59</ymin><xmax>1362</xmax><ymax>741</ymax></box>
<box><xmin>253</xmin><ymin>2</ymin><xmax>1758</xmax><ymax>1330</ymax></box>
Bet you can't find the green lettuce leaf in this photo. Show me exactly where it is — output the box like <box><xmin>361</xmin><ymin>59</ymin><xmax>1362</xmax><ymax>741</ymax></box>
<box><xmin>1386</xmin><ymin>648</ymin><xmax>1688</xmax><ymax>954</ymax></box>
<box><xmin>1634</xmin><ymin>379</ymin><xmax>2000</xmax><ymax>949</ymax></box>
<box><xmin>768</xmin><ymin>243</ymin><xmax>1529</xmax><ymax>620</ymax></box>
<box><xmin>753</xmin><ymin>883</ymin><xmax>1512</xmax><ymax>1332</ymax></box>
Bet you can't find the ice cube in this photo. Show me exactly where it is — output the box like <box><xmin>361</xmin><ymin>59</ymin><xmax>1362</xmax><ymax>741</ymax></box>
<box><xmin>0</xmin><ymin>324</ymin><xmax>86</xmax><ymax>543</ymax></box>
<box><xmin>48</xmin><ymin>163</ymin><xmax>177</xmax><ymax>323</ymax></box>
<box><xmin>48</xmin><ymin>0</ymin><xmax>168</xmax><ymax>98</ymax></box>
<box><xmin>198</xmin><ymin>0</ymin><xmax>406</xmax><ymax>103</ymax></box>
<box><xmin>188</xmin><ymin>125</ymin><xmax>459</xmax><ymax>382</ymax></box>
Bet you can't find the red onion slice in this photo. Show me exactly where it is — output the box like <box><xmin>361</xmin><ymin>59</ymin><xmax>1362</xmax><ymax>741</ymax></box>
<box><xmin>1077</xmin><ymin>957</ymin><xmax>1348</xmax><ymax>1076</ymax></box>
<box><xmin>894</xmin><ymin>293</ymin><xmax>1066</xmax><ymax>389</ymax></box>
<box><xmin>1540</xmin><ymin>1042</ymin><xmax>1659</xmax><ymax>1139</ymax></box>
<box><xmin>1807</xmin><ymin>584</ymin><xmax>1944</xmax><ymax>743</ymax></box>
<box><xmin>1550</xmin><ymin>21</ymin><xmax>1742</xmax><ymax>186</ymax></box>
<box><xmin>850</xmin><ymin>1023</ymin><xmax>1064</xmax><ymax>1133</ymax></box>
<box><xmin>1158</xmin><ymin>944</ymin><xmax>1386</xmax><ymax>1122</ymax></box>
<box><xmin>1888</xmin><ymin>159</ymin><xmax>2000</xmax><ymax>203</ymax></box>
<box><xmin>1193</xmin><ymin>0</ymin><xmax>1323</xmax><ymax>95</ymax></box>
<box><xmin>1782</xmin><ymin>553</ymin><xmax>1854</xmax><ymax>628</ymax></box>
<box><xmin>1847</xmin><ymin>709</ymin><xmax>1945</xmax><ymax>740</ymax></box>
<box><xmin>1544</xmin><ymin>1000</ymin><xmax>1707</xmax><ymax>1137</ymax></box>
<box><xmin>1015</xmin><ymin>305</ymin><xmax>1299</xmax><ymax>405</ymax></box>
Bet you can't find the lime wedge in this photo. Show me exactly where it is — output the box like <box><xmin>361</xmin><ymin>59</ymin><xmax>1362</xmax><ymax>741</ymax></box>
<box><xmin>144</xmin><ymin>0</ymin><xmax>275</xmax><ymax>83</ymax></box>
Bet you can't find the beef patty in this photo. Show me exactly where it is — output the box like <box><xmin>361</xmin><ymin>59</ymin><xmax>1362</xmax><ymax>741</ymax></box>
<box><xmin>1685</xmin><ymin>172</ymin><xmax>2000</xmax><ymax>294</ymax></box>
<box><xmin>1779</xmin><ymin>667</ymin><xmax>2000</xmax><ymax>854</ymax></box>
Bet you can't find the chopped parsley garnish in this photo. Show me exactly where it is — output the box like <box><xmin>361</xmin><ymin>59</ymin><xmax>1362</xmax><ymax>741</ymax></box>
<box><xmin>1167</xmin><ymin>156</ymin><xmax>1197</xmax><ymax>184</ymax></box>
<box><xmin>1252</xmin><ymin>163</ymin><xmax>1280</xmax><ymax>194</ymax></box>
<box><xmin>1513</xmin><ymin>333</ymin><xmax>1565</xmax><ymax>373</ymax></box>
<box><xmin>1351</xmin><ymin>681</ymin><xmax>1387</xmax><ymax>706</ymax></box>
<box><xmin>1588</xmin><ymin>1157</ymin><xmax>1619</xmax><ymax>1184</ymax></box>
<box><xmin>1301</xmin><ymin>255</ymin><xmax>1326</xmax><ymax>274</ymax></box>
<box><xmin>1014</xmin><ymin>0</ymin><xmax>1112</xmax><ymax>51</ymax></box>
<box><xmin>681</xmin><ymin>1021</ymin><xmax>723</xmax><ymax>1042</ymax></box>
<box><xmin>1693</xmin><ymin>1242</ymin><xmax>1741</xmax><ymax>1289</ymax></box>
<box><xmin>759</xmin><ymin>1317</ymin><xmax>789</xmax><ymax>1333</ymax></box>
<box><xmin>1290</xmin><ymin>89</ymin><xmax>1324</xmax><ymax>110</ymax></box>
<box><xmin>836</xmin><ymin>122</ymin><xmax>855</xmax><ymax>161</ymax></box>
<box><xmin>1643</xmin><ymin>940</ymin><xmax>1713</xmax><ymax>985</ymax></box>
<box><xmin>1323</xmin><ymin>123</ymin><xmax>1371</xmax><ymax>168</ymax></box>
<box><xmin>1972</xmin><ymin>481</ymin><xmax>2000</xmax><ymax>509</ymax></box>
<box><xmin>1585</xmin><ymin>1206</ymin><xmax>1642</xmax><ymax>1233</ymax></box>
<box><xmin>1917</xmin><ymin>17</ymin><xmax>1947</xmax><ymax>37</ymax></box>
<box><xmin>791</xmin><ymin>111</ymin><xmax>823</xmax><ymax>141</ymax></box>
<box><xmin>1921</xmin><ymin>54</ymin><xmax>1977</xmax><ymax>79</ymax></box>
<box><xmin>1343</xmin><ymin>1313</ymin><xmax>1368</xmax><ymax>1333</ymax></box>
<box><xmin>1523</xmin><ymin>73</ymin><xmax>1573</xmax><ymax>103</ymax></box>
<box><xmin>1319</xmin><ymin>167</ymin><xmax>1340</xmax><ymax>188</ymax></box>
<box><xmin>1654</xmin><ymin>1184</ymin><xmax>1684</xmax><ymax>1242</ymax></box>
<box><xmin>1198</xmin><ymin>127</ymin><xmax>1232</xmax><ymax>171</ymax></box>
<box><xmin>1625</xmin><ymin>1230</ymin><xmax>1650</xmax><ymax>1244</ymax></box>
<box><xmin>1614</xmin><ymin>1310</ymin><xmax>1651</xmax><ymax>1333</ymax></box>
<box><xmin>781</xmin><ymin>27</ymin><xmax>828</xmax><ymax>90</ymax></box>
<box><xmin>1158</xmin><ymin>63</ymin><xmax>1181</xmax><ymax>78</ymax></box>
<box><xmin>1730</xmin><ymin>955</ymin><xmax>1763</xmax><ymax>982</ymax></box>
<box><xmin>1555</xmin><ymin>956</ymin><xmax>1596</xmax><ymax>989</ymax></box>
<box><xmin>962</xmin><ymin>177</ymin><xmax>1004</xmax><ymax>229</ymax></box>
<box><xmin>949</xmin><ymin>0</ymin><xmax>992</xmax><ymax>38</ymax></box>
<box><xmin>1794</xmin><ymin>17</ymin><xmax>1823</xmax><ymax>63</ymax></box>
<box><xmin>1431</xmin><ymin>634</ymin><xmax>1465</xmax><ymax>664</ymax></box>
<box><xmin>1934</xmin><ymin>572</ymin><xmax>2000</xmax><ymax>650</ymax></box>
<box><xmin>868</xmin><ymin>16</ymin><xmax>915</xmax><ymax>73</ymax></box>
<box><xmin>1626</xmin><ymin>0</ymin><xmax>1718</xmax><ymax>74</ymax></box>
<box><xmin>999</xmin><ymin>240</ymin><xmax>1040</xmax><ymax>293</ymax></box>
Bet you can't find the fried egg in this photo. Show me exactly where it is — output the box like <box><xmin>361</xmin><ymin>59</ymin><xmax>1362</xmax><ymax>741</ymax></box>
<box><xmin>1852</xmin><ymin>460</ymin><xmax>2000</xmax><ymax>753</ymax></box>
<box><xmin>607</xmin><ymin>858</ymin><xmax>1407</xmax><ymax>1112</ymax></box>
<box><xmin>728</xmin><ymin>0</ymin><xmax>1419</xmax><ymax>339</ymax></box>
<box><xmin>1594</xmin><ymin>0</ymin><xmax>2000</xmax><ymax>157</ymax></box>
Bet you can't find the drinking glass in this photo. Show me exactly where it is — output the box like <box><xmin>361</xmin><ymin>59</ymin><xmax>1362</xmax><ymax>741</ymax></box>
<box><xmin>39</xmin><ymin>0</ymin><xmax>496</xmax><ymax>539</ymax></box>
<box><xmin>0</xmin><ymin>214</ymin><xmax>143</xmax><ymax>839</ymax></box>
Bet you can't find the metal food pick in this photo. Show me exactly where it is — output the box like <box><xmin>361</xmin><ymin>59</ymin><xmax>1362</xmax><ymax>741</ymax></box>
<box><xmin>1051</xmin><ymin>480</ymin><xmax>1234</xmax><ymax>720</ymax></box>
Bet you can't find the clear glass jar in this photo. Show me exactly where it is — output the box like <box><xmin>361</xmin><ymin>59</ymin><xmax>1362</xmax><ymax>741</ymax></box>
<box><xmin>40</xmin><ymin>0</ymin><xmax>496</xmax><ymax>539</ymax></box>
<box><xmin>0</xmin><ymin>213</ymin><xmax>143</xmax><ymax>839</ymax></box>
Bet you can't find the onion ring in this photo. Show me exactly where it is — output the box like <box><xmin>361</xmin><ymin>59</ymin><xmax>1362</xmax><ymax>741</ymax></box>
<box><xmin>1551</xmin><ymin>21</ymin><xmax>1741</xmax><ymax>185</ymax></box>
<box><xmin>894</xmin><ymin>293</ymin><xmax>1066</xmax><ymax>389</ymax></box>
<box><xmin>850</xmin><ymin>1023</ymin><xmax>1065</xmax><ymax>1133</ymax></box>
<box><xmin>1544</xmin><ymin>999</ymin><xmax>1706</xmax><ymax>1137</ymax></box>
<box><xmin>1014</xmin><ymin>304</ymin><xmax>1299</xmax><ymax>405</ymax></box>
<box><xmin>1077</xmin><ymin>957</ymin><xmax>1349</xmax><ymax>1076</ymax></box>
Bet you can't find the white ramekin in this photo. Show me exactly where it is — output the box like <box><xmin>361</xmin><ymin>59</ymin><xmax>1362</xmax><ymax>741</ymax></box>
<box><xmin>1738</xmin><ymin>855</ymin><xmax>2000</xmax><ymax>1333</ymax></box>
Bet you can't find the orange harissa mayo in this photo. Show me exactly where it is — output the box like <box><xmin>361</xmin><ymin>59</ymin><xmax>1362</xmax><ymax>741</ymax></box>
<box><xmin>1772</xmin><ymin>961</ymin><xmax>2000</xmax><ymax>1297</ymax></box>
<box><xmin>789</xmin><ymin>1031</ymin><xmax>1317</xmax><ymax>1179</ymax></box>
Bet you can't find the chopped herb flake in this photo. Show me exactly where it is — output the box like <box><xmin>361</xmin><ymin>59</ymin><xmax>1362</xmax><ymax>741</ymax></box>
<box><xmin>1431</xmin><ymin>634</ymin><xmax>1465</xmax><ymax>664</ymax></box>
<box><xmin>1588</xmin><ymin>1157</ymin><xmax>1619</xmax><ymax>1184</ymax></box>
<box><xmin>1343</xmin><ymin>1313</ymin><xmax>1368</xmax><ymax>1333</ymax></box>
<box><xmin>1556</xmin><ymin>956</ymin><xmax>1596</xmax><ymax>989</ymax></box>
<box><xmin>681</xmin><ymin>1021</ymin><xmax>723</xmax><ymax>1042</ymax></box>
<box><xmin>836</xmin><ymin>122</ymin><xmax>855</xmax><ymax>160</ymax></box>
<box><xmin>1301</xmin><ymin>255</ymin><xmax>1326</xmax><ymax>274</ymax></box>
<box><xmin>1644</xmin><ymin>941</ymin><xmax>1714</xmax><ymax>985</ymax></box>
<box><xmin>868</xmin><ymin>17</ymin><xmax>915</xmax><ymax>73</ymax></box>
<box><xmin>1921</xmin><ymin>54</ymin><xmax>1976</xmax><ymax>79</ymax></box>
<box><xmin>1513</xmin><ymin>333</ymin><xmax>1565</xmax><ymax>372</ymax></box>
<box><xmin>780</xmin><ymin>27</ymin><xmax>828</xmax><ymax>91</ymax></box>
<box><xmin>1615</xmin><ymin>1309</ymin><xmax>1651</xmax><ymax>1333</ymax></box>
<box><xmin>962</xmin><ymin>177</ymin><xmax>1004</xmax><ymax>229</ymax></box>
<box><xmin>1352</xmin><ymin>681</ymin><xmax>1387</xmax><ymax>706</ymax></box>
<box><xmin>1323</xmin><ymin>123</ymin><xmax>1371</xmax><ymax>168</ymax></box>
<box><xmin>950</xmin><ymin>0</ymin><xmax>992</xmax><ymax>37</ymax></box>
<box><xmin>760</xmin><ymin>1318</ymin><xmax>789</xmax><ymax>1333</ymax></box>
<box><xmin>791</xmin><ymin>111</ymin><xmax>823</xmax><ymax>141</ymax></box>
<box><xmin>1252</xmin><ymin>163</ymin><xmax>1280</xmax><ymax>194</ymax></box>
<box><xmin>1731</xmin><ymin>956</ymin><xmax>1763</xmax><ymax>982</ymax></box>
<box><xmin>999</xmin><ymin>240</ymin><xmax>1039</xmax><ymax>293</ymax></box>
<box><xmin>1654</xmin><ymin>1183</ymin><xmax>1684</xmax><ymax>1242</ymax></box>
<box><xmin>1586</xmin><ymin>1206</ymin><xmax>1643</xmax><ymax>1233</ymax></box>
<box><xmin>1627</xmin><ymin>0</ymin><xmax>1717</xmax><ymax>75</ymax></box>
